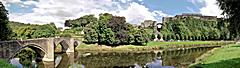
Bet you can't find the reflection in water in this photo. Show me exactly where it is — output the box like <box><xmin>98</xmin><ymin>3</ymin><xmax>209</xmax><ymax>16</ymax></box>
<box><xmin>37</xmin><ymin>53</ymin><xmax>75</xmax><ymax>68</ymax></box>
<box><xmin>145</xmin><ymin>57</ymin><xmax>174</xmax><ymax>68</ymax></box>
<box><xmin>56</xmin><ymin>53</ymin><xmax>75</xmax><ymax>68</ymax></box>
<box><xmin>10</xmin><ymin>47</ymin><xmax>214</xmax><ymax>68</ymax></box>
<box><xmin>10</xmin><ymin>53</ymin><xmax>75</xmax><ymax>68</ymax></box>
<box><xmin>55</xmin><ymin>55</ymin><xmax>62</xmax><ymax>67</ymax></box>
<box><xmin>134</xmin><ymin>63</ymin><xmax>141</xmax><ymax>68</ymax></box>
<box><xmin>10</xmin><ymin>58</ymin><xmax>23</xmax><ymax>68</ymax></box>
<box><xmin>162</xmin><ymin>47</ymin><xmax>213</xmax><ymax>67</ymax></box>
<box><xmin>145</xmin><ymin>57</ymin><xmax>163</xmax><ymax>68</ymax></box>
<box><xmin>10</xmin><ymin>58</ymin><xmax>38</xmax><ymax>68</ymax></box>
<box><xmin>77</xmin><ymin>47</ymin><xmax>213</xmax><ymax>68</ymax></box>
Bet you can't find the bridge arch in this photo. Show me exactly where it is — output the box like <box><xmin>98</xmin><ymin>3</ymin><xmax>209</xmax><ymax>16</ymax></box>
<box><xmin>0</xmin><ymin>37</ymin><xmax>77</xmax><ymax>62</ymax></box>
<box><xmin>55</xmin><ymin>40</ymin><xmax>70</xmax><ymax>52</ymax></box>
<box><xmin>74</xmin><ymin>41</ymin><xmax>80</xmax><ymax>48</ymax></box>
<box><xmin>9</xmin><ymin>44</ymin><xmax>46</xmax><ymax>61</ymax></box>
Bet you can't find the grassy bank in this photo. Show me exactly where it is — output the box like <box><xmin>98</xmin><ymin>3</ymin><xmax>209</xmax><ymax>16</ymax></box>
<box><xmin>147</xmin><ymin>41</ymin><xmax>218</xmax><ymax>46</ymax></box>
<box><xmin>189</xmin><ymin>44</ymin><xmax>240</xmax><ymax>68</ymax></box>
<box><xmin>0</xmin><ymin>59</ymin><xmax>16</xmax><ymax>68</ymax></box>
<box><xmin>76</xmin><ymin>41</ymin><xmax>234</xmax><ymax>52</ymax></box>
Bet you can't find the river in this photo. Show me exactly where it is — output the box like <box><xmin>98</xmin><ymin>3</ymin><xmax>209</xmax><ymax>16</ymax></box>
<box><xmin>11</xmin><ymin>47</ymin><xmax>214</xmax><ymax>68</ymax></box>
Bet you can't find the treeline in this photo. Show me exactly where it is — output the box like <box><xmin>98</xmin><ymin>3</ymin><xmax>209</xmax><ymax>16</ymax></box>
<box><xmin>9</xmin><ymin>21</ymin><xmax>59</xmax><ymax>40</ymax></box>
<box><xmin>66</xmin><ymin>13</ymin><xmax>154</xmax><ymax>45</ymax></box>
<box><xmin>7</xmin><ymin>14</ymin><xmax>232</xmax><ymax>43</ymax></box>
<box><xmin>0</xmin><ymin>2</ymin><xmax>61</xmax><ymax>41</ymax></box>
<box><xmin>160</xmin><ymin>17</ymin><xmax>231</xmax><ymax>41</ymax></box>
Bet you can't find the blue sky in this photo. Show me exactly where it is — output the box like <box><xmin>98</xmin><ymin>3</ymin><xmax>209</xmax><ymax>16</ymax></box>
<box><xmin>143</xmin><ymin>0</ymin><xmax>203</xmax><ymax>15</ymax></box>
<box><xmin>1</xmin><ymin>0</ymin><xmax>222</xmax><ymax>27</ymax></box>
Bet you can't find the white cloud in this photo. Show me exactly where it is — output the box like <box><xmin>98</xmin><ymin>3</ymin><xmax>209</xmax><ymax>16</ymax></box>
<box><xmin>186</xmin><ymin>6</ymin><xmax>195</xmax><ymax>12</ymax></box>
<box><xmin>187</xmin><ymin>0</ymin><xmax>223</xmax><ymax>17</ymax></box>
<box><xmin>22</xmin><ymin>1</ymin><xmax>38</xmax><ymax>5</ymax></box>
<box><xmin>187</xmin><ymin>0</ymin><xmax>204</xmax><ymax>6</ymax></box>
<box><xmin>120</xmin><ymin>0</ymin><xmax>128</xmax><ymax>3</ymax></box>
<box><xmin>199</xmin><ymin>0</ymin><xmax>223</xmax><ymax>17</ymax></box>
<box><xmin>2</xmin><ymin>0</ymin><xmax>169</xmax><ymax>27</ymax></box>
<box><xmin>118</xmin><ymin>2</ymin><xmax>161</xmax><ymax>24</ymax></box>
<box><xmin>1</xmin><ymin>0</ymin><xmax>21</xmax><ymax>4</ymax></box>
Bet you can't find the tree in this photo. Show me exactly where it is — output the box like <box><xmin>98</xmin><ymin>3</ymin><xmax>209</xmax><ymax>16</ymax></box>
<box><xmin>97</xmin><ymin>13</ymin><xmax>113</xmax><ymax>45</ymax></box>
<box><xmin>163</xmin><ymin>34</ymin><xmax>167</xmax><ymax>41</ymax></box>
<box><xmin>126</xmin><ymin>24</ymin><xmax>137</xmax><ymax>44</ymax></box>
<box><xmin>64</xmin><ymin>14</ymin><xmax>98</xmax><ymax>37</ymax></box>
<box><xmin>176</xmin><ymin>34</ymin><xmax>180</xmax><ymax>40</ymax></box>
<box><xmin>108</xmin><ymin>16</ymin><xmax>129</xmax><ymax>44</ymax></box>
<box><xmin>10</xmin><ymin>23</ymin><xmax>58</xmax><ymax>39</ymax></box>
<box><xmin>32</xmin><ymin>24</ymin><xmax>58</xmax><ymax>38</ymax></box>
<box><xmin>16</xmin><ymin>48</ymin><xmax>36</xmax><ymax>67</ymax></box>
<box><xmin>133</xmin><ymin>29</ymin><xmax>150</xmax><ymax>45</ymax></box>
<box><xmin>83</xmin><ymin>27</ymin><xmax>98</xmax><ymax>43</ymax></box>
<box><xmin>65</xmin><ymin>15</ymin><xmax>98</xmax><ymax>28</ymax></box>
<box><xmin>160</xmin><ymin>15</ymin><xmax>228</xmax><ymax>41</ymax></box>
<box><xmin>83</xmin><ymin>13</ymin><xmax>115</xmax><ymax>45</ymax></box>
<box><xmin>0</xmin><ymin>2</ymin><xmax>12</xmax><ymax>41</ymax></box>
<box><xmin>82</xmin><ymin>13</ymin><xmax>152</xmax><ymax>46</ymax></box>
<box><xmin>18</xmin><ymin>26</ymin><xmax>36</xmax><ymax>39</ymax></box>
<box><xmin>217</xmin><ymin>0</ymin><xmax>240</xmax><ymax>39</ymax></box>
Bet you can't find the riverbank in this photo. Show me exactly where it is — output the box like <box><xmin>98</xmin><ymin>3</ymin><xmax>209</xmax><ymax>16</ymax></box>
<box><xmin>189</xmin><ymin>44</ymin><xmax>240</xmax><ymax>68</ymax></box>
<box><xmin>76</xmin><ymin>41</ymin><xmax>234</xmax><ymax>52</ymax></box>
<box><xmin>0</xmin><ymin>59</ymin><xmax>16</xmax><ymax>68</ymax></box>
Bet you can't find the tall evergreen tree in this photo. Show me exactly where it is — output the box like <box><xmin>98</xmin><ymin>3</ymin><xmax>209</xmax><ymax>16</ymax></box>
<box><xmin>0</xmin><ymin>2</ymin><xmax>12</xmax><ymax>41</ymax></box>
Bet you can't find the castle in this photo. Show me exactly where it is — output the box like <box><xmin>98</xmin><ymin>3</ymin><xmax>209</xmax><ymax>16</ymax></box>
<box><xmin>163</xmin><ymin>13</ymin><xmax>218</xmax><ymax>23</ymax></box>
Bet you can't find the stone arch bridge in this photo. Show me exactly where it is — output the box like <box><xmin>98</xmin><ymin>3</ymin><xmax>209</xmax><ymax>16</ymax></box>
<box><xmin>0</xmin><ymin>37</ymin><xmax>80</xmax><ymax>61</ymax></box>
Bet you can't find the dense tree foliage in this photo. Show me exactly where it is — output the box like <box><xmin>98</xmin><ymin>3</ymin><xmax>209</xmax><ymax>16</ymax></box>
<box><xmin>217</xmin><ymin>0</ymin><xmax>240</xmax><ymax>39</ymax></box>
<box><xmin>67</xmin><ymin>13</ymin><xmax>232</xmax><ymax>45</ymax></box>
<box><xmin>9</xmin><ymin>22</ymin><xmax>58</xmax><ymax>39</ymax></box>
<box><xmin>16</xmin><ymin>48</ymin><xmax>36</xmax><ymax>67</ymax></box>
<box><xmin>82</xmin><ymin>13</ymin><xmax>151</xmax><ymax>45</ymax></box>
<box><xmin>64</xmin><ymin>15</ymin><xmax>97</xmax><ymax>33</ymax></box>
<box><xmin>65</xmin><ymin>15</ymin><xmax>98</xmax><ymax>28</ymax></box>
<box><xmin>0</xmin><ymin>2</ymin><xmax>12</xmax><ymax>41</ymax></box>
<box><xmin>161</xmin><ymin>17</ymin><xmax>231</xmax><ymax>41</ymax></box>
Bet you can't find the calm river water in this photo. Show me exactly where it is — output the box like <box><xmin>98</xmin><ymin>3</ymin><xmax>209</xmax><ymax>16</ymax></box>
<box><xmin>11</xmin><ymin>47</ymin><xmax>214</xmax><ymax>68</ymax></box>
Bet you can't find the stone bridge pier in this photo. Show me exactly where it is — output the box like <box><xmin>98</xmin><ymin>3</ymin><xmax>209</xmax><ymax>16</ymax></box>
<box><xmin>0</xmin><ymin>37</ymin><xmax>80</xmax><ymax>62</ymax></box>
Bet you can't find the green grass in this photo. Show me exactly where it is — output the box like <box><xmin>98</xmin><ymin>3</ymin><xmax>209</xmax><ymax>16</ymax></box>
<box><xmin>147</xmin><ymin>41</ymin><xmax>216</xmax><ymax>46</ymax></box>
<box><xmin>190</xmin><ymin>44</ymin><xmax>240</xmax><ymax>68</ymax></box>
<box><xmin>146</xmin><ymin>41</ymin><xmax>233</xmax><ymax>48</ymax></box>
<box><xmin>76</xmin><ymin>41</ymin><xmax>234</xmax><ymax>52</ymax></box>
<box><xmin>0</xmin><ymin>59</ymin><xmax>16</xmax><ymax>68</ymax></box>
<box><xmin>76</xmin><ymin>43</ymin><xmax>150</xmax><ymax>52</ymax></box>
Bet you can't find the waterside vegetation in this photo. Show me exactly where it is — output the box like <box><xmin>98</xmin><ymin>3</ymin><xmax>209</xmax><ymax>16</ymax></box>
<box><xmin>190</xmin><ymin>44</ymin><xmax>240</xmax><ymax>68</ymax></box>
<box><xmin>0</xmin><ymin>59</ymin><xmax>16</xmax><ymax>68</ymax></box>
<box><xmin>76</xmin><ymin>41</ymin><xmax>234</xmax><ymax>52</ymax></box>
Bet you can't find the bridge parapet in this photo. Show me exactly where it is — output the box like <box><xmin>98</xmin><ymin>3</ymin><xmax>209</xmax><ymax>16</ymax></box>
<box><xmin>0</xmin><ymin>37</ymin><xmax>79</xmax><ymax>62</ymax></box>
